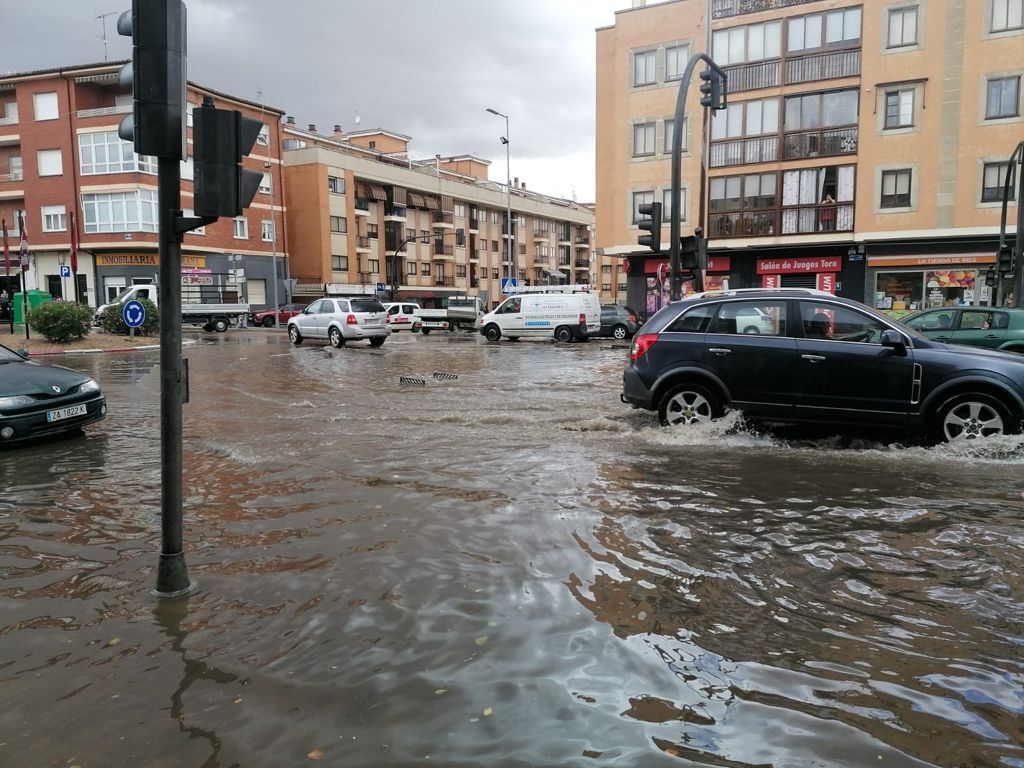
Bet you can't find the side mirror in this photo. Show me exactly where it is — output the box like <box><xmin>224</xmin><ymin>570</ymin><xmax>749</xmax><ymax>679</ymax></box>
<box><xmin>880</xmin><ymin>329</ymin><xmax>907</xmax><ymax>353</ymax></box>
<box><xmin>15</xmin><ymin>348</ymin><xmax>29</xmax><ymax>358</ymax></box>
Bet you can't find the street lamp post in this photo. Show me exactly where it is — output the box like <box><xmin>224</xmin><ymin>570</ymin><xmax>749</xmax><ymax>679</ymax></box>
<box><xmin>486</xmin><ymin>108</ymin><xmax>513</xmax><ymax>285</ymax></box>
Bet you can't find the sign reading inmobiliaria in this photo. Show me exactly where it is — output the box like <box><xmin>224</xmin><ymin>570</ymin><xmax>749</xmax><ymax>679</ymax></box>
<box><xmin>756</xmin><ymin>256</ymin><xmax>841</xmax><ymax>274</ymax></box>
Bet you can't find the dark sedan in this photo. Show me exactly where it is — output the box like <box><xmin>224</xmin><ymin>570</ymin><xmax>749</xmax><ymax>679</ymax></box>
<box><xmin>596</xmin><ymin>304</ymin><xmax>641</xmax><ymax>340</ymax></box>
<box><xmin>0</xmin><ymin>345</ymin><xmax>106</xmax><ymax>445</ymax></box>
<box><xmin>621</xmin><ymin>288</ymin><xmax>1024</xmax><ymax>443</ymax></box>
<box><xmin>251</xmin><ymin>303</ymin><xmax>307</xmax><ymax>328</ymax></box>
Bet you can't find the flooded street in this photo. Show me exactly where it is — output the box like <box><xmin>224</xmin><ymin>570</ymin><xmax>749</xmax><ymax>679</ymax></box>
<box><xmin>2</xmin><ymin>331</ymin><xmax>1023</xmax><ymax>767</ymax></box>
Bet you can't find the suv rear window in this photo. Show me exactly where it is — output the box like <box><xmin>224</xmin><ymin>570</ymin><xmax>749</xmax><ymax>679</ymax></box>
<box><xmin>351</xmin><ymin>299</ymin><xmax>384</xmax><ymax>313</ymax></box>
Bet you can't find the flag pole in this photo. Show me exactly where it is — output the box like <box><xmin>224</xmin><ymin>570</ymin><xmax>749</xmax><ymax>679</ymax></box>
<box><xmin>2</xmin><ymin>219</ymin><xmax>11</xmax><ymax>334</ymax></box>
<box><xmin>18</xmin><ymin>211</ymin><xmax>29</xmax><ymax>340</ymax></box>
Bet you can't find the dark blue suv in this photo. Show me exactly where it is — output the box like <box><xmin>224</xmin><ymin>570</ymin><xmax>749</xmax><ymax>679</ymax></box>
<box><xmin>621</xmin><ymin>289</ymin><xmax>1024</xmax><ymax>443</ymax></box>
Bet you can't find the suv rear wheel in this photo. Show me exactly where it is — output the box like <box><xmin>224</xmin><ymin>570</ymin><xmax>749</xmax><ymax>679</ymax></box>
<box><xmin>658</xmin><ymin>383</ymin><xmax>721</xmax><ymax>427</ymax></box>
<box><xmin>329</xmin><ymin>327</ymin><xmax>345</xmax><ymax>348</ymax></box>
<box><xmin>933</xmin><ymin>393</ymin><xmax>1015</xmax><ymax>443</ymax></box>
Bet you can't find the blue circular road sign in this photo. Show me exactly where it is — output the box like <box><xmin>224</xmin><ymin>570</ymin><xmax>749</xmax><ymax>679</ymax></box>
<box><xmin>123</xmin><ymin>300</ymin><xmax>146</xmax><ymax>328</ymax></box>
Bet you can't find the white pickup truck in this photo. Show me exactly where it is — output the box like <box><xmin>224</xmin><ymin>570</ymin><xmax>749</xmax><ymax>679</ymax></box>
<box><xmin>95</xmin><ymin>280</ymin><xmax>250</xmax><ymax>333</ymax></box>
<box><xmin>417</xmin><ymin>296</ymin><xmax>486</xmax><ymax>334</ymax></box>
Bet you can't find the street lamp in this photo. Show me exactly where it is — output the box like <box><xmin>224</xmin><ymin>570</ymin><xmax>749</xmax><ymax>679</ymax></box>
<box><xmin>486</xmin><ymin>107</ymin><xmax>514</xmax><ymax>285</ymax></box>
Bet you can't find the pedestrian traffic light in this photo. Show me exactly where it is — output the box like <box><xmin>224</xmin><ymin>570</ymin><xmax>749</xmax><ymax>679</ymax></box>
<box><xmin>192</xmin><ymin>98</ymin><xmax>265</xmax><ymax>219</ymax></box>
<box><xmin>637</xmin><ymin>201</ymin><xmax>662</xmax><ymax>253</ymax></box>
<box><xmin>699</xmin><ymin>68</ymin><xmax>726</xmax><ymax>111</ymax></box>
<box><xmin>116</xmin><ymin>0</ymin><xmax>187</xmax><ymax>160</ymax></box>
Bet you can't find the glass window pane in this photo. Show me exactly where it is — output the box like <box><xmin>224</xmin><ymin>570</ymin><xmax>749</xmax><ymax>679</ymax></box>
<box><xmin>805</xmin><ymin>15</ymin><xmax>822</xmax><ymax>48</ymax></box>
<box><xmin>788</xmin><ymin>17</ymin><xmax>805</xmax><ymax>52</ymax></box>
<box><xmin>713</xmin><ymin>31</ymin><xmax>729</xmax><ymax>64</ymax></box>
<box><xmin>762</xmin><ymin>99</ymin><xmax>779</xmax><ymax>133</ymax></box>
<box><xmin>748</xmin><ymin>24</ymin><xmax>765</xmax><ymax>61</ymax></box>
<box><xmin>801</xmin><ymin>94</ymin><xmax>821</xmax><ymax>129</ymax></box>
<box><xmin>727</xmin><ymin>104</ymin><xmax>743</xmax><ymax>137</ymax></box>
<box><xmin>765</xmin><ymin>21</ymin><xmax>782</xmax><ymax>58</ymax></box>
<box><xmin>729</xmin><ymin>28</ymin><xmax>745</xmax><ymax>63</ymax></box>
<box><xmin>827</xmin><ymin>11</ymin><xmax>844</xmax><ymax>42</ymax></box>
<box><xmin>745</xmin><ymin>100</ymin><xmax>763</xmax><ymax>134</ymax></box>
<box><xmin>844</xmin><ymin>8</ymin><xmax>862</xmax><ymax>40</ymax></box>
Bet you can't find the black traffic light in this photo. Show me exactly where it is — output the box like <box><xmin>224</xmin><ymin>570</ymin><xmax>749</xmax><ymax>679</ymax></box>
<box><xmin>117</xmin><ymin>0</ymin><xmax>187</xmax><ymax>160</ymax></box>
<box><xmin>998</xmin><ymin>240</ymin><xmax>1014</xmax><ymax>272</ymax></box>
<box><xmin>680</xmin><ymin>230</ymin><xmax>709</xmax><ymax>271</ymax></box>
<box><xmin>192</xmin><ymin>98</ymin><xmax>265</xmax><ymax>219</ymax></box>
<box><xmin>699</xmin><ymin>68</ymin><xmax>726</xmax><ymax>111</ymax></box>
<box><xmin>637</xmin><ymin>201</ymin><xmax>662</xmax><ymax>253</ymax></box>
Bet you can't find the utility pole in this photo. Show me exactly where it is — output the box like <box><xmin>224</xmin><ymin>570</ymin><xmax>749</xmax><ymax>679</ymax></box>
<box><xmin>1000</xmin><ymin>142</ymin><xmax>1024</xmax><ymax>306</ymax></box>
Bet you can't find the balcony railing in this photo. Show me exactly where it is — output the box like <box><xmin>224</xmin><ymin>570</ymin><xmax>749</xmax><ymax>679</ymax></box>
<box><xmin>710</xmin><ymin>135</ymin><xmax>780</xmax><ymax>168</ymax></box>
<box><xmin>722</xmin><ymin>60</ymin><xmax>781</xmax><ymax>93</ymax></box>
<box><xmin>785</xmin><ymin>49</ymin><xmax>860</xmax><ymax>85</ymax></box>
<box><xmin>0</xmin><ymin>172</ymin><xmax>24</xmax><ymax>183</ymax></box>
<box><xmin>358</xmin><ymin>272</ymin><xmax>373</xmax><ymax>283</ymax></box>
<box><xmin>433</xmin><ymin>244</ymin><xmax>454</xmax><ymax>257</ymax></box>
<box><xmin>574</xmin><ymin>258</ymin><xmax>590</xmax><ymax>268</ymax></box>
<box><xmin>354</xmin><ymin>198</ymin><xmax>370</xmax><ymax>211</ymax></box>
<box><xmin>782</xmin><ymin>126</ymin><xmax>858</xmax><ymax>160</ymax></box>
<box><xmin>432</xmin><ymin>211</ymin><xmax>454</xmax><ymax>225</ymax></box>
<box><xmin>708</xmin><ymin>202</ymin><xmax>853</xmax><ymax>239</ymax></box>
<box><xmin>712</xmin><ymin>0</ymin><xmax>818</xmax><ymax>19</ymax></box>
<box><xmin>434</xmin><ymin>276</ymin><xmax>454</xmax><ymax>287</ymax></box>
<box><xmin>76</xmin><ymin>104</ymin><xmax>131</xmax><ymax>118</ymax></box>
<box><xmin>384</xmin><ymin>205</ymin><xmax>406</xmax><ymax>218</ymax></box>
<box><xmin>474</xmin><ymin>250</ymin><xmax>487</xmax><ymax>260</ymax></box>
<box><xmin>469</xmin><ymin>217</ymin><xmax>479</xmax><ymax>230</ymax></box>
<box><xmin>558</xmin><ymin>258</ymin><xmax>572</xmax><ymax>267</ymax></box>
<box><xmin>574</xmin><ymin>236</ymin><xmax>590</xmax><ymax>245</ymax></box>
<box><xmin>356</xmin><ymin>236</ymin><xmax>371</xmax><ymax>248</ymax></box>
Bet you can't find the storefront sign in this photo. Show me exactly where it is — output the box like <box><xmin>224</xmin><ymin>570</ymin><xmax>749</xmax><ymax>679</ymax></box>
<box><xmin>96</xmin><ymin>254</ymin><xmax>207</xmax><ymax>269</ymax></box>
<box><xmin>181</xmin><ymin>274</ymin><xmax>215</xmax><ymax>285</ymax></box>
<box><xmin>707</xmin><ymin>256</ymin><xmax>730</xmax><ymax>273</ymax></box>
<box><xmin>816</xmin><ymin>273</ymin><xmax>837</xmax><ymax>294</ymax></box>
<box><xmin>762</xmin><ymin>274</ymin><xmax>781</xmax><ymax>289</ymax></box>
<box><xmin>757</xmin><ymin>256</ymin><xmax>841</xmax><ymax>274</ymax></box>
<box><xmin>867</xmin><ymin>255</ymin><xmax>995</xmax><ymax>267</ymax></box>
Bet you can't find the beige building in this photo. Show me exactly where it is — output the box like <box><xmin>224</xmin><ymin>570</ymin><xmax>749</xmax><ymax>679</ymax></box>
<box><xmin>596</xmin><ymin>0</ymin><xmax>1022</xmax><ymax>316</ymax></box>
<box><xmin>280</xmin><ymin>121</ymin><xmax>594</xmax><ymax>309</ymax></box>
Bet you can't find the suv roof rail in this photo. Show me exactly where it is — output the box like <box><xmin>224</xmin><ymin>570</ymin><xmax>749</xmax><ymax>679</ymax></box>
<box><xmin>513</xmin><ymin>284</ymin><xmax>594</xmax><ymax>294</ymax></box>
<box><xmin>688</xmin><ymin>287</ymin><xmax>835</xmax><ymax>299</ymax></box>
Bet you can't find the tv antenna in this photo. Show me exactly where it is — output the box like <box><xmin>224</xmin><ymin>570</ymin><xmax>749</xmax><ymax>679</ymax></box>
<box><xmin>96</xmin><ymin>10</ymin><xmax>119</xmax><ymax>62</ymax></box>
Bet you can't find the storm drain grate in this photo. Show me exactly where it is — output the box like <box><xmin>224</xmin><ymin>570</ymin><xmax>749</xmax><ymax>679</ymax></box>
<box><xmin>432</xmin><ymin>372</ymin><xmax>459</xmax><ymax>381</ymax></box>
<box><xmin>399</xmin><ymin>376</ymin><xmax>426</xmax><ymax>386</ymax></box>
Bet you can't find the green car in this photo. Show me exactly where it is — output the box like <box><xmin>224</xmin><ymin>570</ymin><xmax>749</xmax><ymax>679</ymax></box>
<box><xmin>902</xmin><ymin>307</ymin><xmax>1024</xmax><ymax>353</ymax></box>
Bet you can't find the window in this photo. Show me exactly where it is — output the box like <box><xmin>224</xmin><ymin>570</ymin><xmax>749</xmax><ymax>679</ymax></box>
<box><xmin>712</xmin><ymin>21</ymin><xmax>782</xmax><ymax>65</ymax></box>
<box><xmin>710</xmin><ymin>301</ymin><xmax>787</xmax><ymax>336</ymax></box>
<box><xmin>634</xmin><ymin>50</ymin><xmax>656</xmax><ymax>86</ymax></box>
<box><xmin>662</xmin><ymin>188</ymin><xmax>687</xmax><ymax>222</ymax></box>
<box><xmin>992</xmin><ymin>0</ymin><xmax>1023</xmax><ymax>32</ymax></box>
<box><xmin>82</xmin><ymin>190</ymin><xmax>158</xmax><ymax>233</ymax></box>
<box><xmin>41</xmin><ymin>205</ymin><xmax>66</xmax><ymax>232</ymax></box>
<box><xmin>454</xmin><ymin>203</ymin><xmax>466</xmax><ymax>218</ymax></box>
<box><xmin>602</xmin><ymin>283</ymin><xmax>612</xmax><ymax>292</ymax></box>
<box><xmin>632</xmin><ymin>190</ymin><xmax>654</xmax><ymax>224</ymax></box>
<box><xmin>367</xmin><ymin>224</ymin><xmax>378</xmax><ymax>239</ymax></box>
<box><xmin>710</xmin><ymin>173</ymin><xmax>776</xmax><ymax>212</ymax></box>
<box><xmin>491</xmin><ymin>239</ymin><xmax>499</xmax><ymax>252</ymax></box>
<box><xmin>666</xmin><ymin>304</ymin><xmax>717</xmax><ymax>333</ymax></box>
<box><xmin>406</xmin><ymin>262</ymin><xmax>417</xmax><ymax>276</ymax></box>
<box><xmin>33</xmin><ymin>92</ymin><xmax>58</xmax><ymax>121</ymax></box>
<box><xmin>881</xmin><ymin>169</ymin><xmax>912</xmax><ymax>208</ymax></box>
<box><xmin>330</xmin><ymin>216</ymin><xmax>347</xmax><ymax>233</ymax></box>
<box><xmin>367</xmin><ymin>259</ymin><xmax>379</xmax><ymax>273</ymax></box>
<box><xmin>982</xmin><ymin>162</ymin><xmax>1016</xmax><ymax>202</ymax></box>
<box><xmin>633</xmin><ymin>122</ymin><xmax>656</xmax><ymax>156</ymax></box>
<box><xmin>663</xmin><ymin>117</ymin><xmax>688</xmax><ymax>152</ymax></box>
<box><xmin>665</xmin><ymin>44</ymin><xmax>689</xmax><ymax>80</ymax></box>
<box><xmin>887</xmin><ymin>6</ymin><xmax>918</xmax><ymax>48</ymax></box>
<box><xmin>233</xmin><ymin>217</ymin><xmax>248</xmax><ymax>239</ymax></box>
<box><xmin>800</xmin><ymin>301</ymin><xmax>887</xmax><ymax>343</ymax></box>
<box><xmin>36</xmin><ymin>149</ymin><xmax>62</xmax><ymax>177</ymax></box>
<box><xmin>788</xmin><ymin>8</ymin><xmax>861</xmax><ymax>52</ymax></box>
<box><xmin>456</xmin><ymin>265</ymin><xmax>467</xmax><ymax>277</ymax></box>
<box><xmin>784</xmin><ymin>90</ymin><xmax>858</xmax><ymax>131</ymax></box>
<box><xmin>714</xmin><ymin>98</ymin><xmax>781</xmax><ymax>139</ymax></box>
<box><xmin>601</xmin><ymin>264</ymin><xmax>612</xmax><ymax>274</ymax></box>
<box><xmin>331</xmin><ymin>255</ymin><xmax>348</xmax><ymax>271</ymax></box>
<box><xmin>492</xmin><ymin>268</ymin><xmax>500</xmax><ymax>279</ymax></box>
<box><xmin>328</xmin><ymin>175</ymin><xmax>345</xmax><ymax>194</ymax></box>
<box><xmin>884</xmin><ymin>89</ymin><xmax>915</xmax><ymax>129</ymax></box>
<box><xmin>261</xmin><ymin>219</ymin><xmax>274</xmax><ymax>242</ymax></box>
<box><xmin>423</xmin><ymin>263</ymin><xmax>432</xmax><ymax>276</ymax></box>
<box><xmin>259</xmin><ymin>172</ymin><xmax>271</xmax><ymax>194</ymax></box>
<box><xmin>79</xmin><ymin>131</ymin><xmax>156</xmax><ymax>174</ymax></box>
<box><xmin>986</xmin><ymin>76</ymin><xmax>1020</xmax><ymax>119</ymax></box>
<box><xmin>9</xmin><ymin>156</ymin><xmax>22</xmax><ymax>180</ymax></box>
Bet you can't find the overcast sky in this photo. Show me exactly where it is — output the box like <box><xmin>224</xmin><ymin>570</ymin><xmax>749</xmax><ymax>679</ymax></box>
<box><xmin>1</xmin><ymin>0</ymin><xmax>626</xmax><ymax>202</ymax></box>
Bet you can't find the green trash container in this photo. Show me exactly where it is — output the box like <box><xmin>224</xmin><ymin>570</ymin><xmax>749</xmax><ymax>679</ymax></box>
<box><xmin>13</xmin><ymin>290</ymin><xmax>53</xmax><ymax>325</ymax></box>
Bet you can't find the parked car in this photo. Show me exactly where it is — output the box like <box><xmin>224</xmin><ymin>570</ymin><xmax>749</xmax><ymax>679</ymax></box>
<box><xmin>902</xmin><ymin>306</ymin><xmax>1024</xmax><ymax>354</ymax></box>
<box><xmin>597</xmin><ymin>305</ymin><xmax>641</xmax><ymax>340</ymax></box>
<box><xmin>621</xmin><ymin>288</ymin><xmax>1024</xmax><ymax>443</ymax></box>
<box><xmin>0</xmin><ymin>344</ymin><xmax>106</xmax><ymax>445</ymax></box>
<box><xmin>383</xmin><ymin>302</ymin><xmax>422</xmax><ymax>332</ymax></box>
<box><xmin>251</xmin><ymin>303</ymin><xmax>308</xmax><ymax>328</ymax></box>
<box><xmin>287</xmin><ymin>297</ymin><xmax>390</xmax><ymax>348</ymax></box>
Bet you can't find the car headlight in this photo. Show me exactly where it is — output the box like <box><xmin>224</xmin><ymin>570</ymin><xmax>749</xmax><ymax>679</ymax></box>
<box><xmin>0</xmin><ymin>395</ymin><xmax>35</xmax><ymax>409</ymax></box>
<box><xmin>79</xmin><ymin>379</ymin><xmax>100</xmax><ymax>394</ymax></box>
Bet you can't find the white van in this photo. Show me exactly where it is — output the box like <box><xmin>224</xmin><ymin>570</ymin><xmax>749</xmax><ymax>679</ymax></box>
<box><xmin>479</xmin><ymin>288</ymin><xmax>601</xmax><ymax>342</ymax></box>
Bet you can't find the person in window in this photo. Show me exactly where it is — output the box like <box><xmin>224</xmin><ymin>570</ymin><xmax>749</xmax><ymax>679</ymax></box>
<box><xmin>806</xmin><ymin>311</ymin><xmax>832</xmax><ymax>339</ymax></box>
<box><xmin>819</xmin><ymin>194</ymin><xmax>836</xmax><ymax>231</ymax></box>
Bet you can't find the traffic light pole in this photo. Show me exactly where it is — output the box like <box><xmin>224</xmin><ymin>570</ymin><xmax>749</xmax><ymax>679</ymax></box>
<box><xmin>668</xmin><ymin>53</ymin><xmax>726</xmax><ymax>300</ymax></box>
<box><xmin>156</xmin><ymin>156</ymin><xmax>191</xmax><ymax>597</ymax></box>
<box><xmin>999</xmin><ymin>142</ymin><xmax>1023</xmax><ymax>306</ymax></box>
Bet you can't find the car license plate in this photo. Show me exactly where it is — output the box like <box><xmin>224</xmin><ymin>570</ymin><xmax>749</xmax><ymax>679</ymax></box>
<box><xmin>47</xmin><ymin>403</ymin><xmax>87</xmax><ymax>422</ymax></box>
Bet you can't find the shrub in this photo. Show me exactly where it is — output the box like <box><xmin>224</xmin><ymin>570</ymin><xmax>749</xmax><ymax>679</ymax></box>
<box><xmin>28</xmin><ymin>300</ymin><xmax>95</xmax><ymax>343</ymax></box>
<box><xmin>99</xmin><ymin>298</ymin><xmax>160</xmax><ymax>336</ymax></box>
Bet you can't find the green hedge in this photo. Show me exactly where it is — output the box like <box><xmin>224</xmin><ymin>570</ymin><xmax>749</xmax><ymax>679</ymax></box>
<box><xmin>27</xmin><ymin>300</ymin><xmax>95</xmax><ymax>343</ymax></box>
<box><xmin>99</xmin><ymin>298</ymin><xmax>160</xmax><ymax>336</ymax></box>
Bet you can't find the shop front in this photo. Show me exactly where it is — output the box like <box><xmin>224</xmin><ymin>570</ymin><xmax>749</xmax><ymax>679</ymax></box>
<box><xmin>757</xmin><ymin>255</ymin><xmax>841</xmax><ymax>294</ymax></box>
<box><xmin>868</xmin><ymin>254</ymin><xmax>998</xmax><ymax>319</ymax></box>
<box><xmin>641</xmin><ymin>255</ymin><xmax>732</xmax><ymax>317</ymax></box>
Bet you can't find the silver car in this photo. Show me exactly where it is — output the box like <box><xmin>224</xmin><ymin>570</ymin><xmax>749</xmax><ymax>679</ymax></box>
<box><xmin>287</xmin><ymin>297</ymin><xmax>390</xmax><ymax>348</ymax></box>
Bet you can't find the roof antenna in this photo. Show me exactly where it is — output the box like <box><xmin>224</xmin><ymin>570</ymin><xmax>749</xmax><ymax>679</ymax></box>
<box><xmin>96</xmin><ymin>10</ymin><xmax>119</xmax><ymax>62</ymax></box>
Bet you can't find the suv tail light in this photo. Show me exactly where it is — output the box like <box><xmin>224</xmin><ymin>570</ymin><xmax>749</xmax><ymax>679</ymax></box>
<box><xmin>385</xmin><ymin>315</ymin><xmax>391</xmax><ymax>323</ymax></box>
<box><xmin>630</xmin><ymin>333</ymin><xmax>658</xmax><ymax>361</ymax></box>
<box><xmin>628</xmin><ymin>313</ymin><xmax>637</xmax><ymax>323</ymax></box>
<box><xmin>346</xmin><ymin>314</ymin><xmax>358</xmax><ymax>325</ymax></box>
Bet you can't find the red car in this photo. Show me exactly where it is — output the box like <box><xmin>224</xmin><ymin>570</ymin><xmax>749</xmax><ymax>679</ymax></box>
<box><xmin>250</xmin><ymin>303</ymin><xmax>308</xmax><ymax>328</ymax></box>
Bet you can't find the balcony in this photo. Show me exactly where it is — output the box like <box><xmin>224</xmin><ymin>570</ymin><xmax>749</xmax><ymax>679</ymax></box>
<box><xmin>473</xmin><ymin>250</ymin><xmax>486</xmax><ymax>261</ymax></box>
<box><xmin>434</xmin><ymin>276</ymin><xmax>455</xmax><ymax>287</ymax></box>
<box><xmin>574</xmin><ymin>258</ymin><xmax>590</xmax><ymax>268</ymax></box>
<box><xmin>710</xmin><ymin>136</ymin><xmax>780</xmax><ymax>168</ymax></box>
<box><xmin>358</xmin><ymin>272</ymin><xmax>374</xmax><ymax>284</ymax></box>
<box><xmin>708</xmin><ymin>202</ymin><xmax>853</xmax><ymax>239</ymax></box>
<box><xmin>384</xmin><ymin>204</ymin><xmax>406</xmax><ymax>219</ymax></box>
<box><xmin>533</xmin><ymin>231</ymin><xmax>548</xmax><ymax>242</ymax></box>
<box><xmin>711</xmin><ymin>0</ymin><xmax>818</xmax><ymax>19</ymax></box>
<box><xmin>354</xmin><ymin>198</ymin><xmax>370</xmax><ymax>213</ymax></box>
<box><xmin>722</xmin><ymin>60</ymin><xmax>780</xmax><ymax>93</ymax></box>
<box><xmin>782</xmin><ymin>126</ymin><xmax>858</xmax><ymax>161</ymax></box>
<box><xmin>574</xmin><ymin>235</ymin><xmax>590</xmax><ymax>246</ymax></box>
<box><xmin>470</xmin><ymin>277</ymin><xmax>479</xmax><ymax>288</ymax></box>
<box><xmin>0</xmin><ymin>171</ymin><xmax>24</xmax><ymax>183</ymax></box>
<box><xmin>433</xmin><ymin>245</ymin><xmax>454</xmax><ymax>258</ymax></box>
<box><xmin>785</xmin><ymin>49</ymin><xmax>860</xmax><ymax>86</ymax></box>
<box><xmin>356</xmin><ymin>236</ymin><xmax>372</xmax><ymax>249</ymax></box>
<box><xmin>558</xmin><ymin>258</ymin><xmax>572</xmax><ymax>267</ymax></box>
<box><xmin>469</xmin><ymin>217</ymin><xmax>479</xmax><ymax>231</ymax></box>
<box><xmin>432</xmin><ymin>211</ymin><xmax>454</xmax><ymax>227</ymax></box>
<box><xmin>76</xmin><ymin>104</ymin><xmax>131</xmax><ymax>119</ymax></box>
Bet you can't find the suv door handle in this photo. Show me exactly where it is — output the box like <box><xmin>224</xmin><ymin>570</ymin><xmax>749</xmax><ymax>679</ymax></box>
<box><xmin>985</xmin><ymin>334</ymin><xmax>1000</xmax><ymax>339</ymax></box>
<box><xmin>801</xmin><ymin>354</ymin><xmax>826</xmax><ymax>363</ymax></box>
<box><xmin>936</xmin><ymin>335</ymin><xmax>951</xmax><ymax>341</ymax></box>
<box><xmin>708</xmin><ymin>347</ymin><xmax>731</xmax><ymax>355</ymax></box>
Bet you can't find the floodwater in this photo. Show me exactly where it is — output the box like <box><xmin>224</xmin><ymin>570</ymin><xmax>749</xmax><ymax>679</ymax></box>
<box><xmin>1</xmin><ymin>330</ymin><xmax>1022</xmax><ymax>768</ymax></box>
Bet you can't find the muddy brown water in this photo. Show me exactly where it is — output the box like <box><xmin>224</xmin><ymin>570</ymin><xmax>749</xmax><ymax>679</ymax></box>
<box><xmin>1</xmin><ymin>332</ymin><xmax>1022</xmax><ymax>767</ymax></box>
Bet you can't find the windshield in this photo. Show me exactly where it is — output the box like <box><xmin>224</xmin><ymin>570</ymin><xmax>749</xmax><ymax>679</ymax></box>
<box><xmin>111</xmin><ymin>286</ymin><xmax>141</xmax><ymax>303</ymax></box>
<box><xmin>0</xmin><ymin>344</ymin><xmax>25</xmax><ymax>363</ymax></box>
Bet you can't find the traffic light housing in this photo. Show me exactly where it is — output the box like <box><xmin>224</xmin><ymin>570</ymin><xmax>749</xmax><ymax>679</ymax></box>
<box><xmin>699</xmin><ymin>68</ymin><xmax>726</xmax><ymax>111</ymax></box>
<box><xmin>998</xmin><ymin>240</ymin><xmax>1013</xmax><ymax>272</ymax></box>
<box><xmin>679</xmin><ymin>230</ymin><xmax>709</xmax><ymax>271</ymax></box>
<box><xmin>192</xmin><ymin>99</ymin><xmax>265</xmax><ymax>219</ymax></box>
<box><xmin>637</xmin><ymin>201</ymin><xmax>663</xmax><ymax>253</ymax></box>
<box><xmin>117</xmin><ymin>0</ymin><xmax>187</xmax><ymax>160</ymax></box>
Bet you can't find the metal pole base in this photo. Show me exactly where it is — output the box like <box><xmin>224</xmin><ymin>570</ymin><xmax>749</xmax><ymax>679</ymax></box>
<box><xmin>154</xmin><ymin>552</ymin><xmax>194</xmax><ymax>598</ymax></box>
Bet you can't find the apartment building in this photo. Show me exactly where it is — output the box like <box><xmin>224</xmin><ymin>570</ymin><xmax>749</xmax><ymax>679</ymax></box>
<box><xmin>279</xmin><ymin>120</ymin><xmax>595</xmax><ymax>309</ymax></box>
<box><xmin>0</xmin><ymin>62</ymin><xmax>286</xmax><ymax>309</ymax></box>
<box><xmin>596</xmin><ymin>0</ymin><xmax>1022</xmax><ymax>316</ymax></box>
